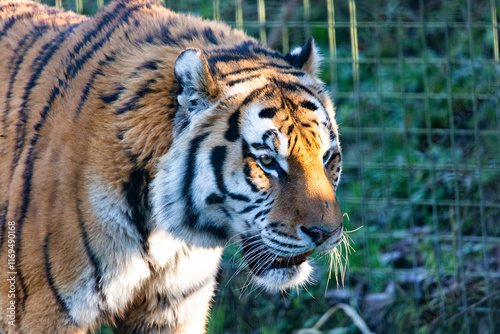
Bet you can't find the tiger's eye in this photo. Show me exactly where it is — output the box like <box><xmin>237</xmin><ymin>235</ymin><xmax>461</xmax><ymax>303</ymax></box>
<box><xmin>259</xmin><ymin>155</ymin><xmax>275</xmax><ymax>166</ymax></box>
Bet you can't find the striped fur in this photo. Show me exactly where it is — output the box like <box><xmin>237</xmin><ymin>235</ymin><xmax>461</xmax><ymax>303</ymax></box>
<box><xmin>0</xmin><ymin>0</ymin><xmax>344</xmax><ymax>333</ymax></box>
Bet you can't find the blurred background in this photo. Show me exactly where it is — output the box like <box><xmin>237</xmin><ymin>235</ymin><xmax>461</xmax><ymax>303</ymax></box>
<box><xmin>39</xmin><ymin>0</ymin><xmax>500</xmax><ymax>333</ymax></box>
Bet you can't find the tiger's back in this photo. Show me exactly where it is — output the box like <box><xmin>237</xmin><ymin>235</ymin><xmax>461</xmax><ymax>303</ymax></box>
<box><xmin>0</xmin><ymin>0</ymin><xmax>344</xmax><ymax>333</ymax></box>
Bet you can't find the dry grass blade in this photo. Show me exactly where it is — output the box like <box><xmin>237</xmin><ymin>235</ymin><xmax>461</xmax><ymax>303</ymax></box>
<box><xmin>295</xmin><ymin>303</ymin><xmax>373</xmax><ymax>334</ymax></box>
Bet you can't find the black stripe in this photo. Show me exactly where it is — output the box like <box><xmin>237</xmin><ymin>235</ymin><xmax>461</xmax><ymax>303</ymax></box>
<box><xmin>208</xmin><ymin>53</ymin><xmax>257</xmax><ymax>64</ymax></box>
<box><xmin>136</xmin><ymin>60</ymin><xmax>160</xmax><ymax>71</ymax></box>
<box><xmin>239</xmin><ymin>205</ymin><xmax>258</xmax><ymax>214</ymax></box>
<box><xmin>254</xmin><ymin>208</ymin><xmax>271</xmax><ymax>221</ymax></box>
<box><xmin>254</xmin><ymin>198</ymin><xmax>265</xmax><ymax>204</ymax></box>
<box><xmin>115</xmin><ymin>98</ymin><xmax>138</xmax><ymax>115</ymax></box>
<box><xmin>123</xmin><ymin>167</ymin><xmax>151</xmax><ymax>248</ymax></box>
<box><xmin>300</xmin><ymin>101</ymin><xmax>318</xmax><ymax>111</ymax></box>
<box><xmin>266</xmin><ymin>237</ymin><xmax>303</xmax><ymax>249</ymax></box>
<box><xmin>99</xmin><ymin>85</ymin><xmax>123</xmax><ymax>104</ymax></box>
<box><xmin>220</xmin><ymin>65</ymin><xmax>267</xmax><ymax>79</ymax></box>
<box><xmin>43</xmin><ymin>231</ymin><xmax>77</xmax><ymax>324</ymax></box>
<box><xmin>250</xmin><ymin>142</ymin><xmax>271</xmax><ymax>151</ymax></box>
<box><xmin>202</xmin><ymin>27</ymin><xmax>218</xmax><ymax>45</ymax></box>
<box><xmin>205</xmin><ymin>193</ymin><xmax>224</xmax><ymax>205</ymax></box>
<box><xmin>115</xmin><ymin>77</ymin><xmax>156</xmax><ymax>115</ymax></box>
<box><xmin>211</xmin><ymin>146</ymin><xmax>227</xmax><ymax>195</ymax></box>
<box><xmin>33</xmin><ymin>79</ymin><xmax>68</xmax><ymax>135</ymax></box>
<box><xmin>225</xmin><ymin>110</ymin><xmax>240</xmax><ymax>142</ymax></box>
<box><xmin>278</xmin><ymin>69</ymin><xmax>306</xmax><ymax>77</ymax></box>
<box><xmin>241</xmin><ymin>139</ymin><xmax>251</xmax><ymax>157</ymax></box>
<box><xmin>329</xmin><ymin>130</ymin><xmax>337</xmax><ymax>141</ymax></box>
<box><xmin>4</xmin><ymin>4</ymin><xmax>76</xmax><ymax>319</ymax></box>
<box><xmin>272</xmin><ymin>80</ymin><xmax>297</xmax><ymax>92</ymax></box>
<box><xmin>76</xmin><ymin>198</ymin><xmax>106</xmax><ymax>311</ymax></box>
<box><xmin>227</xmin><ymin>74</ymin><xmax>260</xmax><ymax>87</ymax></box>
<box><xmin>241</xmin><ymin>84</ymin><xmax>272</xmax><ymax>106</ymax></box>
<box><xmin>289</xmin><ymin>135</ymin><xmax>298</xmax><ymax>154</ymax></box>
<box><xmin>3</xmin><ymin>26</ymin><xmax>48</xmax><ymax>131</ymax></box>
<box><xmin>259</xmin><ymin>107</ymin><xmax>278</xmax><ymax>119</ymax></box>
<box><xmin>228</xmin><ymin>193</ymin><xmax>250</xmax><ymax>202</ymax></box>
<box><xmin>75</xmin><ymin>55</ymin><xmax>116</xmax><ymax>118</ymax></box>
<box><xmin>270</xmin><ymin>228</ymin><xmax>300</xmax><ymax>241</ymax></box>
<box><xmin>182</xmin><ymin>134</ymin><xmax>208</xmax><ymax>229</ymax></box>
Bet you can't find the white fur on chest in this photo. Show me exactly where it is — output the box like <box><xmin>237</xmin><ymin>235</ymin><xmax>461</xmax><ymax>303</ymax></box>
<box><xmin>148</xmin><ymin>229</ymin><xmax>223</xmax><ymax>294</ymax></box>
<box><xmin>82</xmin><ymin>178</ymin><xmax>222</xmax><ymax>321</ymax></box>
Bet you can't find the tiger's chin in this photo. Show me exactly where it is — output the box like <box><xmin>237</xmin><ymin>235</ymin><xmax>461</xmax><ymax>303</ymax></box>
<box><xmin>252</xmin><ymin>261</ymin><xmax>314</xmax><ymax>291</ymax></box>
<box><xmin>241</xmin><ymin>238</ymin><xmax>315</xmax><ymax>291</ymax></box>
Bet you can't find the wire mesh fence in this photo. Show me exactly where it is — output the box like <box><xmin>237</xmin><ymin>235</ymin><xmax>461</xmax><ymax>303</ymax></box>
<box><xmin>37</xmin><ymin>0</ymin><xmax>500</xmax><ymax>333</ymax></box>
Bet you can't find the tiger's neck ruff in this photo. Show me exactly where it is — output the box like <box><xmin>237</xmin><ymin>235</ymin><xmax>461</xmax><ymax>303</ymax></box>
<box><xmin>0</xmin><ymin>0</ymin><xmax>343</xmax><ymax>332</ymax></box>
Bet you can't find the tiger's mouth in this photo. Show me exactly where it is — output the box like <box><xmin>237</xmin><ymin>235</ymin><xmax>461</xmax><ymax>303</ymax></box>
<box><xmin>267</xmin><ymin>250</ymin><xmax>315</xmax><ymax>269</ymax></box>
<box><xmin>241</xmin><ymin>236</ymin><xmax>314</xmax><ymax>276</ymax></box>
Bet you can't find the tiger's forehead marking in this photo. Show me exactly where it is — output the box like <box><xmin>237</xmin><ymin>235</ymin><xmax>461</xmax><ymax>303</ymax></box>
<box><xmin>241</xmin><ymin>96</ymin><xmax>334</xmax><ymax>158</ymax></box>
<box><xmin>241</xmin><ymin>104</ymin><xmax>289</xmax><ymax>157</ymax></box>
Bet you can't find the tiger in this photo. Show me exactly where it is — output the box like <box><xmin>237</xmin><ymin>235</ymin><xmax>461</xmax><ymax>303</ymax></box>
<box><xmin>0</xmin><ymin>0</ymin><xmax>344</xmax><ymax>332</ymax></box>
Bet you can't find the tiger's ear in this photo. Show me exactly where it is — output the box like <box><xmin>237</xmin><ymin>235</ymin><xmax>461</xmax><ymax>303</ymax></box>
<box><xmin>284</xmin><ymin>37</ymin><xmax>322</xmax><ymax>76</ymax></box>
<box><xmin>174</xmin><ymin>48</ymin><xmax>220</xmax><ymax>112</ymax></box>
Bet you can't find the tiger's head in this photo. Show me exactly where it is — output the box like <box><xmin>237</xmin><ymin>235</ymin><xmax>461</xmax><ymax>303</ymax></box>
<box><xmin>152</xmin><ymin>39</ymin><xmax>343</xmax><ymax>291</ymax></box>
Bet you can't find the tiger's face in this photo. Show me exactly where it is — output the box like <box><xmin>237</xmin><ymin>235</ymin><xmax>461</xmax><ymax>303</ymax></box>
<box><xmin>152</xmin><ymin>39</ymin><xmax>343</xmax><ymax>291</ymax></box>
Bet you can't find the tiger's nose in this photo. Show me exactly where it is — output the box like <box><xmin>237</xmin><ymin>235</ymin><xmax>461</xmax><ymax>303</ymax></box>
<box><xmin>300</xmin><ymin>225</ymin><xmax>342</xmax><ymax>246</ymax></box>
